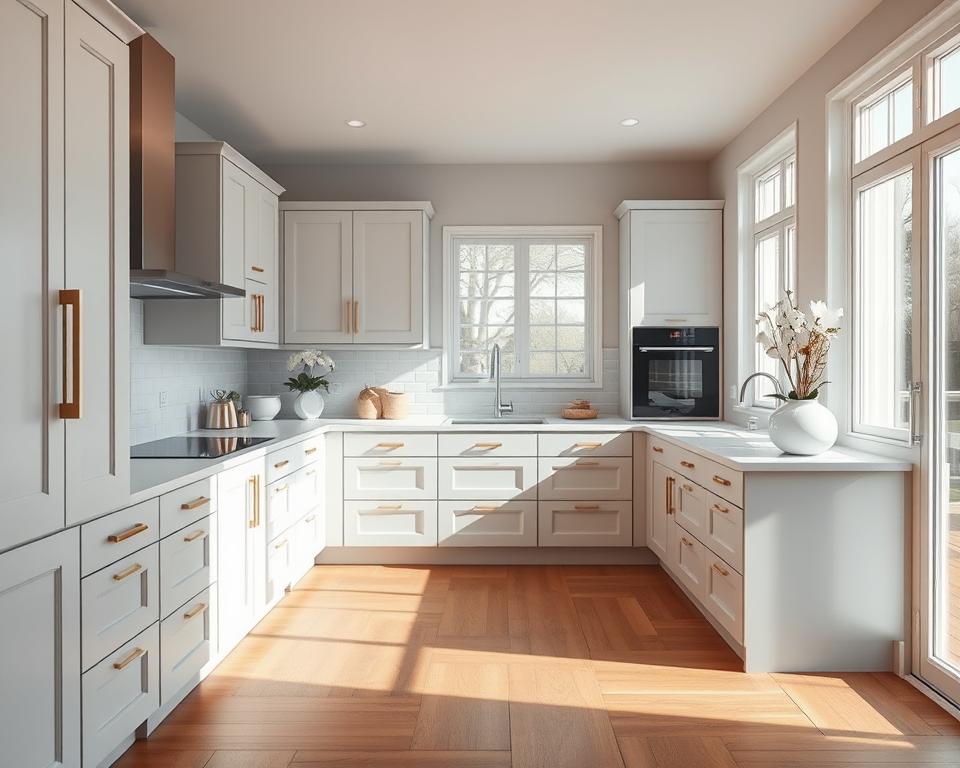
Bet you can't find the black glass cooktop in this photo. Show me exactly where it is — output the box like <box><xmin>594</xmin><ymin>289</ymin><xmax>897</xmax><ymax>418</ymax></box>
<box><xmin>131</xmin><ymin>435</ymin><xmax>272</xmax><ymax>459</ymax></box>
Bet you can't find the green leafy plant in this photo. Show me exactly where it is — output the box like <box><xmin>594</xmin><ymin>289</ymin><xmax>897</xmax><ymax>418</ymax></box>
<box><xmin>284</xmin><ymin>349</ymin><xmax>335</xmax><ymax>393</ymax></box>
<box><xmin>284</xmin><ymin>371</ymin><xmax>330</xmax><ymax>393</ymax></box>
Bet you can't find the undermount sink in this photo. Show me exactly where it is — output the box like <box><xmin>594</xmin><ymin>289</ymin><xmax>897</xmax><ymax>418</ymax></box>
<box><xmin>448</xmin><ymin>417</ymin><xmax>546</xmax><ymax>425</ymax></box>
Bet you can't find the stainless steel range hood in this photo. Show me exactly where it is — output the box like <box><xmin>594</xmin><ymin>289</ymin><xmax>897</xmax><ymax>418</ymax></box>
<box><xmin>129</xmin><ymin>34</ymin><xmax>244</xmax><ymax>300</ymax></box>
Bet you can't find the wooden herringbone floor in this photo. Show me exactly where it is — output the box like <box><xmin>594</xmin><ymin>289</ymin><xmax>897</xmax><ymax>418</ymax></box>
<box><xmin>115</xmin><ymin>565</ymin><xmax>960</xmax><ymax>768</ymax></box>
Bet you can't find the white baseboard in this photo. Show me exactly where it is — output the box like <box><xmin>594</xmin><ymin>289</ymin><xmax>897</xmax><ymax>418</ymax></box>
<box><xmin>315</xmin><ymin>546</ymin><xmax>659</xmax><ymax>566</ymax></box>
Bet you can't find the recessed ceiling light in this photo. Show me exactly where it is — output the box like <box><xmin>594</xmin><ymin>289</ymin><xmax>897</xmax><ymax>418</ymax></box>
<box><xmin>345</xmin><ymin>119</ymin><xmax>366</xmax><ymax>128</ymax></box>
<box><xmin>620</xmin><ymin>117</ymin><xmax>640</xmax><ymax>127</ymax></box>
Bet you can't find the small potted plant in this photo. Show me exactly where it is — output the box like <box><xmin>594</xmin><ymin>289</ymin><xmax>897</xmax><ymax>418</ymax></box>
<box><xmin>756</xmin><ymin>290</ymin><xmax>843</xmax><ymax>454</ymax></box>
<box><xmin>285</xmin><ymin>349</ymin><xmax>335</xmax><ymax>420</ymax></box>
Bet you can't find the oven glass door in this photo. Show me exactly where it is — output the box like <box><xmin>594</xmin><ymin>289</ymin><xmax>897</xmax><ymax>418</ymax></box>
<box><xmin>633</xmin><ymin>348</ymin><xmax>719</xmax><ymax>418</ymax></box>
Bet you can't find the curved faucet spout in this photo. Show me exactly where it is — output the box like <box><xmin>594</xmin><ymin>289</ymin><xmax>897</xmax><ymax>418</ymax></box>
<box><xmin>739</xmin><ymin>372</ymin><xmax>784</xmax><ymax>405</ymax></box>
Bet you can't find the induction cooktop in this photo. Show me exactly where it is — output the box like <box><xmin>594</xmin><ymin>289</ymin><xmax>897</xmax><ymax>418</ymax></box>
<box><xmin>131</xmin><ymin>435</ymin><xmax>272</xmax><ymax>459</ymax></box>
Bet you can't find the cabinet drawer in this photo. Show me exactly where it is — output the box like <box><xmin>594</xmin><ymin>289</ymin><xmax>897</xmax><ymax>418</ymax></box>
<box><xmin>537</xmin><ymin>501</ymin><xmax>632</xmax><ymax>547</ymax></box>
<box><xmin>300</xmin><ymin>434</ymin><xmax>324</xmax><ymax>465</ymax></box>
<box><xmin>160</xmin><ymin>513</ymin><xmax>217</xmax><ymax>620</ymax></box>
<box><xmin>266</xmin><ymin>478</ymin><xmax>295</xmax><ymax>541</ymax></box>
<box><xmin>538</xmin><ymin>432</ymin><xmax>633</xmax><ymax>457</ymax></box>
<box><xmin>82</xmin><ymin>623</ymin><xmax>160</xmax><ymax>768</ymax></box>
<box><xmin>438</xmin><ymin>500</ymin><xmax>537</xmax><ymax>547</ymax></box>
<box><xmin>649</xmin><ymin>438</ymin><xmax>679</xmax><ymax>466</ymax></box>
<box><xmin>161</xmin><ymin>587</ymin><xmax>216</xmax><ymax>708</ymax></box>
<box><xmin>438</xmin><ymin>457</ymin><xmax>537</xmax><ymax>500</ymax></box>
<box><xmin>343</xmin><ymin>432</ymin><xmax>437</xmax><ymax>457</ymax></box>
<box><xmin>81</xmin><ymin>543</ymin><xmax>160</xmax><ymax>671</ymax></box>
<box><xmin>669</xmin><ymin>449</ymin><xmax>743</xmax><ymax>508</ymax></box>
<box><xmin>537</xmin><ymin>457</ymin><xmax>632</xmax><ymax>500</ymax></box>
<box><xmin>344</xmin><ymin>500</ymin><xmax>438</xmax><ymax>547</ymax></box>
<box><xmin>669</xmin><ymin>521</ymin><xmax>707</xmax><ymax>601</ymax></box>
<box><xmin>676</xmin><ymin>477</ymin><xmax>707</xmax><ymax>537</ymax></box>
<box><xmin>266</xmin><ymin>535</ymin><xmax>294</xmax><ymax>606</ymax></box>
<box><xmin>294</xmin><ymin>509</ymin><xmax>324</xmax><ymax>577</ymax></box>
<box><xmin>705</xmin><ymin>492</ymin><xmax>743</xmax><ymax>573</ymax></box>
<box><xmin>343</xmin><ymin>457</ymin><xmax>437</xmax><ymax>500</ymax></box>
<box><xmin>160</xmin><ymin>477</ymin><xmax>216</xmax><ymax>538</ymax></box>
<box><xmin>290</xmin><ymin>463</ymin><xmax>323</xmax><ymax>519</ymax></box>
<box><xmin>704</xmin><ymin>550</ymin><xmax>743</xmax><ymax>644</ymax></box>
<box><xmin>438</xmin><ymin>433</ymin><xmax>537</xmax><ymax>457</ymax></box>
<box><xmin>266</xmin><ymin>442</ymin><xmax>306</xmax><ymax>485</ymax></box>
<box><xmin>81</xmin><ymin>498</ymin><xmax>159</xmax><ymax>577</ymax></box>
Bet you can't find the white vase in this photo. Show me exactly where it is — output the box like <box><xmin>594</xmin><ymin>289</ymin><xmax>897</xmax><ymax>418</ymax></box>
<box><xmin>768</xmin><ymin>398</ymin><xmax>838</xmax><ymax>455</ymax></box>
<box><xmin>293</xmin><ymin>390</ymin><xmax>324</xmax><ymax>420</ymax></box>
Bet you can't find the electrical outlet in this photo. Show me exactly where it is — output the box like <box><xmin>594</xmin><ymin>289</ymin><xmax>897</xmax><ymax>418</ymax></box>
<box><xmin>159</xmin><ymin>390</ymin><xmax>169</xmax><ymax>408</ymax></box>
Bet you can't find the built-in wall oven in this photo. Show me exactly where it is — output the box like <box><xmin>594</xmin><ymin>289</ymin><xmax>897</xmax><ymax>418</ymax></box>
<box><xmin>631</xmin><ymin>327</ymin><xmax>720</xmax><ymax>419</ymax></box>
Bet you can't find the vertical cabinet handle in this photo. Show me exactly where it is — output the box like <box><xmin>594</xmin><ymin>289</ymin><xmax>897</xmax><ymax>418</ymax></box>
<box><xmin>59</xmin><ymin>289</ymin><xmax>81</xmax><ymax>419</ymax></box>
<box><xmin>353</xmin><ymin>300</ymin><xmax>360</xmax><ymax>334</ymax></box>
<box><xmin>666</xmin><ymin>476</ymin><xmax>675</xmax><ymax>515</ymax></box>
<box><xmin>344</xmin><ymin>300</ymin><xmax>351</xmax><ymax>333</ymax></box>
<box><xmin>248</xmin><ymin>475</ymin><xmax>261</xmax><ymax>528</ymax></box>
<box><xmin>259</xmin><ymin>294</ymin><xmax>265</xmax><ymax>332</ymax></box>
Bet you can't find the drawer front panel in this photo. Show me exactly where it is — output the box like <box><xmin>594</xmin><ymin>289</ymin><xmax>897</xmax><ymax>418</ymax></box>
<box><xmin>300</xmin><ymin>435</ymin><xmax>324</xmax><ymax>465</ymax></box>
<box><xmin>669</xmin><ymin>521</ymin><xmax>707</xmax><ymax>601</ymax></box>
<box><xmin>438</xmin><ymin>457</ymin><xmax>537</xmax><ymax>500</ymax></box>
<box><xmin>343</xmin><ymin>458</ymin><xmax>438</xmax><ymax>500</ymax></box>
<box><xmin>343</xmin><ymin>432</ymin><xmax>437</xmax><ymax>457</ymax></box>
<box><xmin>294</xmin><ymin>510</ymin><xmax>324</xmax><ymax>578</ymax></box>
<box><xmin>161</xmin><ymin>587</ymin><xmax>216</xmax><ymax>708</ymax></box>
<box><xmin>159</xmin><ymin>513</ymin><xmax>217</xmax><ymax>620</ymax></box>
<box><xmin>344</xmin><ymin>500</ymin><xmax>438</xmax><ymax>547</ymax></box>
<box><xmin>705</xmin><ymin>491</ymin><xmax>743</xmax><ymax>573</ymax></box>
<box><xmin>81</xmin><ymin>498</ymin><xmax>160</xmax><ymax>577</ymax></box>
<box><xmin>159</xmin><ymin>477</ymin><xmax>216</xmax><ymax>538</ymax></box>
<box><xmin>438</xmin><ymin>500</ymin><xmax>537</xmax><ymax>547</ymax></box>
<box><xmin>696</xmin><ymin>456</ymin><xmax>743</xmax><ymax>508</ymax></box>
<box><xmin>538</xmin><ymin>432</ymin><xmax>633</xmax><ymax>457</ymax></box>
<box><xmin>266</xmin><ymin>442</ymin><xmax>306</xmax><ymax>485</ymax></box>
<box><xmin>81</xmin><ymin>543</ymin><xmax>160</xmax><ymax>671</ymax></box>
<box><xmin>266</xmin><ymin>535</ymin><xmax>293</xmax><ymax>606</ymax></box>
<box><xmin>537</xmin><ymin>501</ymin><xmax>632</xmax><ymax>547</ymax></box>
<box><xmin>704</xmin><ymin>550</ymin><xmax>743</xmax><ymax>643</ymax></box>
<box><xmin>290</xmin><ymin>463</ymin><xmax>323</xmax><ymax>517</ymax></box>
<box><xmin>648</xmin><ymin>437</ymin><xmax>679</xmax><ymax>466</ymax></box>
<box><xmin>82</xmin><ymin>623</ymin><xmax>160</xmax><ymax>768</ymax></box>
<box><xmin>537</xmin><ymin>457</ymin><xmax>632</xmax><ymax>500</ymax></box>
<box><xmin>676</xmin><ymin>477</ymin><xmax>707</xmax><ymax>537</ymax></box>
<box><xmin>438</xmin><ymin>433</ymin><xmax>537</xmax><ymax>457</ymax></box>
<box><xmin>266</xmin><ymin>479</ymin><xmax>295</xmax><ymax>541</ymax></box>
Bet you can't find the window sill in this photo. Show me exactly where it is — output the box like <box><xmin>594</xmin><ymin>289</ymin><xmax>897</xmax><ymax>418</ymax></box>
<box><xmin>438</xmin><ymin>379</ymin><xmax>603</xmax><ymax>391</ymax></box>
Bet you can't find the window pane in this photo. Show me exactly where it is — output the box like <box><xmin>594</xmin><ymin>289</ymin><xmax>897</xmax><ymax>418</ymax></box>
<box><xmin>487</xmin><ymin>245</ymin><xmax>514</xmax><ymax>271</ymax></box>
<box><xmin>459</xmin><ymin>272</ymin><xmax>483</xmax><ymax>298</ymax></box>
<box><xmin>557</xmin><ymin>299</ymin><xmax>585</xmax><ymax>323</ymax></box>
<box><xmin>530</xmin><ymin>352</ymin><xmax>556</xmax><ymax>375</ymax></box>
<box><xmin>937</xmin><ymin>45</ymin><xmax>960</xmax><ymax>119</ymax></box>
<box><xmin>756</xmin><ymin>166</ymin><xmax>782</xmax><ymax>222</ymax></box>
<box><xmin>486</xmin><ymin>271</ymin><xmax>514</xmax><ymax>297</ymax></box>
<box><xmin>530</xmin><ymin>326</ymin><xmax>556</xmax><ymax>351</ymax></box>
<box><xmin>557</xmin><ymin>326</ymin><xmax>585</xmax><ymax>350</ymax></box>
<box><xmin>784</xmin><ymin>156</ymin><xmax>796</xmax><ymax>209</ymax></box>
<box><xmin>892</xmin><ymin>82</ymin><xmax>912</xmax><ymax>142</ymax></box>
<box><xmin>529</xmin><ymin>299</ymin><xmax>555</xmax><ymax>324</ymax></box>
<box><xmin>458</xmin><ymin>244</ymin><xmax>485</xmax><ymax>271</ymax></box>
<box><xmin>856</xmin><ymin>168</ymin><xmax>913</xmax><ymax>431</ymax></box>
<box><xmin>557</xmin><ymin>245</ymin><xmax>585</xmax><ymax>270</ymax></box>
<box><xmin>529</xmin><ymin>244</ymin><xmax>556</xmax><ymax>270</ymax></box>
<box><xmin>558</xmin><ymin>351</ymin><xmax>585</xmax><ymax>375</ymax></box>
<box><xmin>557</xmin><ymin>272</ymin><xmax>585</xmax><ymax>297</ymax></box>
<box><xmin>530</xmin><ymin>272</ymin><xmax>556</xmax><ymax>297</ymax></box>
<box><xmin>856</xmin><ymin>77</ymin><xmax>913</xmax><ymax>162</ymax></box>
<box><xmin>754</xmin><ymin>231</ymin><xmax>782</xmax><ymax>406</ymax></box>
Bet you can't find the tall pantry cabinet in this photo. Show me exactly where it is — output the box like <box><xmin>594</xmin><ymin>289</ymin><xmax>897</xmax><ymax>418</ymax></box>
<box><xmin>0</xmin><ymin>1</ymin><xmax>136</xmax><ymax>765</ymax></box>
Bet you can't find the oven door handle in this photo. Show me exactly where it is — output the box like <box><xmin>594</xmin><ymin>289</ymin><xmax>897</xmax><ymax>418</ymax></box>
<box><xmin>636</xmin><ymin>346</ymin><xmax>715</xmax><ymax>353</ymax></box>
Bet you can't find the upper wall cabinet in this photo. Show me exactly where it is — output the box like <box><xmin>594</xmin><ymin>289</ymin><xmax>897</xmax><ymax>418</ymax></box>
<box><xmin>2</xmin><ymin>0</ymin><xmax>132</xmax><ymax>549</ymax></box>
<box><xmin>282</xmin><ymin>202</ymin><xmax>433</xmax><ymax>347</ymax></box>
<box><xmin>143</xmin><ymin>142</ymin><xmax>284</xmax><ymax>347</ymax></box>
<box><xmin>615</xmin><ymin>201</ymin><xmax>723</xmax><ymax>328</ymax></box>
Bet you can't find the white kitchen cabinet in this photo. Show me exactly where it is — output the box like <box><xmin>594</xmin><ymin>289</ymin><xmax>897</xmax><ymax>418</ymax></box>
<box><xmin>438</xmin><ymin>457</ymin><xmax>538</xmax><ymax>500</ymax></box>
<box><xmin>343</xmin><ymin>457</ymin><xmax>438</xmax><ymax>500</ymax></box>
<box><xmin>0</xmin><ymin>528</ymin><xmax>80</xmax><ymax>768</ymax></box>
<box><xmin>159</xmin><ymin>513</ymin><xmax>216</xmax><ymax>620</ymax></box>
<box><xmin>703</xmin><ymin>549</ymin><xmax>743</xmax><ymax>644</ymax></box>
<box><xmin>344</xmin><ymin>500</ymin><xmax>438</xmax><ymax>547</ymax></box>
<box><xmin>647</xmin><ymin>461</ymin><xmax>675</xmax><ymax>561</ymax></box>
<box><xmin>143</xmin><ymin>142</ymin><xmax>284</xmax><ymax>348</ymax></box>
<box><xmin>217</xmin><ymin>458</ymin><xmax>266</xmax><ymax>653</ymax></box>
<box><xmin>266</xmin><ymin>534</ymin><xmax>293</xmax><ymax>607</ymax></box>
<box><xmin>159</xmin><ymin>586</ymin><xmax>217</xmax><ymax>710</ymax></box>
<box><xmin>668</xmin><ymin>519</ymin><xmax>707</xmax><ymax>601</ymax></box>
<box><xmin>293</xmin><ymin>509</ymin><xmax>324</xmax><ymax>580</ymax></box>
<box><xmin>537</xmin><ymin>457</ymin><xmax>632</xmax><ymax>500</ymax></box>
<box><xmin>537</xmin><ymin>501</ymin><xmax>632</xmax><ymax>547</ymax></box>
<box><xmin>281</xmin><ymin>202</ymin><xmax>432</xmax><ymax>347</ymax></box>
<box><xmin>438</xmin><ymin>500</ymin><xmax>537</xmax><ymax>547</ymax></box>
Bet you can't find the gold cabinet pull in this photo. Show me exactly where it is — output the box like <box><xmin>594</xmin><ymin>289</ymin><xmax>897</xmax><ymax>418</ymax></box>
<box><xmin>274</xmin><ymin>539</ymin><xmax>288</xmax><ymax>550</ymax></box>
<box><xmin>711</xmin><ymin>503</ymin><xmax>729</xmax><ymax>515</ymax></box>
<box><xmin>274</xmin><ymin>459</ymin><xmax>289</xmax><ymax>469</ymax></box>
<box><xmin>249</xmin><ymin>475</ymin><xmax>262</xmax><ymax>528</ymax></box>
<box><xmin>259</xmin><ymin>294</ymin><xmax>266</xmax><ymax>332</ymax></box>
<box><xmin>180</xmin><ymin>496</ymin><xmax>210</xmax><ymax>511</ymax></box>
<box><xmin>113</xmin><ymin>646</ymin><xmax>146</xmax><ymax>670</ymax></box>
<box><xmin>471</xmin><ymin>505</ymin><xmax>500</xmax><ymax>512</ymax></box>
<box><xmin>58</xmin><ymin>288</ymin><xmax>82</xmax><ymax>419</ymax></box>
<box><xmin>652</xmin><ymin>445</ymin><xmax>664</xmax><ymax>454</ymax></box>
<box><xmin>376</xmin><ymin>504</ymin><xmax>402</xmax><ymax>510</ymax></box>
<box><xmin>712</xmin><ymin>562</ymin><xmax>730</xmax><ymax>577</ymax></box>
<box><xmin>251</xmin><ymin>265</ymin><xmax>265</xmax><ymax>273</ymax></box>
<box><xmin>680</xmin><ymin>460</ymin><xmax>696</xmax><ymax>469</ymax></box>
<box><xmin>304</xmin><ymin>447</ymin><xmax>318</xmax><ymax>455</ymax></box>
<box><xmin>305</xmin><ymin>514</ymin><xmax>316</xmax><ymax>522</ymax></box>
<box><xmin>183</xmin><ymin>602</ymin><xmax>207</xmax><ymax>620</ymax></box>
<box><xmin>574</xmin><ymin>442</ymin><xmax>602</xmax><ymax>449</ymax></box>
<box><xmin>305</xmin><ymin>469</ymin><xmax>317</xmax><ymax>476</ymax></box>
<box><xmin>574</xmin><ymin>504</ymin><xmax>601</xmax><ymax>511</ymax></box>
<box><xmin>712</xmin><ymin>474</ymin><xmax>732</xmax><ymax>487</ymax></box>
<box><xmin>108</xmin><ymin>522</ymin><xmax>149</xmax><ymax>543</ymax></box>
<box><xmin>666</xmin><ymin>476</ymin><xmax>675</xmax><ymax>515</ymax></box>
<box><xmin>274</xmin><ymin>483</ymin><xmax>288</xmax><ymax>493</ymax></box>
<box><xmin>682</xmin><ymin>483</ymin><xmax>694</xmax><ymax>493</ymax></box>
<box><xmin>375</xmin><ymin>442</ymin><xmax>405</xmax><ymax>449</ymax></box>
<box><xmin>250</xmin><ymin>293</ymin><xmax>259</xmax><ymax>332</ymax></box>
<box><xmin>344</xmin><ymin>300</ymin><xmax>351</xmax><ymax>333</ymax></box>
<box><xmin>573</xmin><ymin>459</ymin><xmax>600</xmax><ymax>467</ymax></box>
<box><xmin>680</xmin><ymin>536</ymin><xmax>694</xmax><ymax>547</ymax></box>
<box><xmin>183</xmin><ymin>529</ymin><xmax>207</xmax><ymax>543</ymax></box>
<box><xmin>378</xmin><ymin>459</ymin><xmax>402</xmax><ymax>466</ymax></box>
<box><xmin>473</xmin><ymin>442</ymin><xmax>503</xmax><ymax>449</ymax></box>
<box><xmin>353</xmin><ymin>300</ymin><xmax>360</xmax><ymax>333</ymax></box>
<box><xmin>112</xmin><ymin>562</ymin><xmax>143</xmax><ymax>582</ymax></box>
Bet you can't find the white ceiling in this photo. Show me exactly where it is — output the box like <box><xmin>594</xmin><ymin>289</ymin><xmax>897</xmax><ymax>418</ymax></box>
<box><xmin>116</xmin><ymin>0</ymin><xmax>881</xmax><ymax>165</ymax></box>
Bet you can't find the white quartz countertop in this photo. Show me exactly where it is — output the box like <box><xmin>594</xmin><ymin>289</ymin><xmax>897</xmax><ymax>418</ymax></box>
<box><xmin>128</xmin><ymin>417</ymin><xmax>912</xmax><ymax>506</ymax></box>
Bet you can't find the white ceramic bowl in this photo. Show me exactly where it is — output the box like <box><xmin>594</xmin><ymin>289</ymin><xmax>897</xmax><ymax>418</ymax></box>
<box><xmin>245</xmin><ymin>395</ymin><xmax>281</xmax><ymax>421</ymax></box>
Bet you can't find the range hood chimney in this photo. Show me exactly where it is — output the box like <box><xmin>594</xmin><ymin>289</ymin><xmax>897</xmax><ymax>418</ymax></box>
<box><xmin>129</xmin><ymin>34</ymin><xmax>244</xmax><ymax>299</ymax></box>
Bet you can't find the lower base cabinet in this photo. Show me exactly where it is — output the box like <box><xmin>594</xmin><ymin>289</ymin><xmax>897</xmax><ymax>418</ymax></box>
<box><xmin>0</xmin><ymin>529</ymin><xmax>81</xmax><ymax>768</ymax></box>
<box><xmin>160</xmin><ymin>586</ymin><xmax>217</xmax><ymax>710</ymax></box>
<box><xmin>438</xmin><ymin>500</ymin><xmax>537</xmax><ymax>547</ymax></box>
<box><xmin>537</xmin><ymin>501</ymin><xmax>633</xmax><ymax>547</ymax></box>
<box><xmin>344</xmin><ymin>500</ymin><xmax>438</xmax><ymax>546</ymax></box>
<box><xmin>82</xmin><ymin>623</ymin><xmax>160</xmax><ymax>768</ymax></box>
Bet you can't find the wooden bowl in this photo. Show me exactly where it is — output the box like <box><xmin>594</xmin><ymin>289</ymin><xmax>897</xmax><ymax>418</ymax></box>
<box><xmin>561</xmin><ymin>407</ymin><xmax>598</xmax><ymax>420</ymax></box>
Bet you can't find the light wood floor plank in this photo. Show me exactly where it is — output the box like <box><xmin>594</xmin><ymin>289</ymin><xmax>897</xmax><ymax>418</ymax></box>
<box><xmin>618</xmin><ymin>735</ymin><xmax>739</xmax><ymax>768</ymax></box>
<box><xmin>205</xmin><ymin>752</ymin><xmax>296</xmax><ymax>768</ymax></box>
<box><xmin>291</xmin><ymin>752</ymin><xmax>512</xmax><ymax>767</ymax></box>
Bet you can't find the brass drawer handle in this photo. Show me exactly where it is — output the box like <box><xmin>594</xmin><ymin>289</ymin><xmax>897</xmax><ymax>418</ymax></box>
<box><xmin>251</xmin><ymin>265</ymin><xmax>265</xmax><ymax>273</ymax></box>
<box><xmin>652</xmin><ymin>445</ymin><xmax>664</xmax><ymax>453</ymax></box>
<box><xmin>274</xmin><ymin>459</ymin><xmax>290</xmax><ymax>469</ymax></box>
<box><xmin>376</xmin><ymin>504</ymin><xmax>403</xmax><ymax>510</ymax></box>
<box><xmin>574</xmin><ymin>442</ymin><xmax>603</xmax><ymax>449</ymax></box>
<box><xmin>680</xmin><ymin>536</ymin><xmax>694</xmax><ymax>547</ymax></box>
<box><xmin>274</xmin><ymin>539</ymin><xmax>288</xmax><ymax>550</ymax></box>
<box><xmin>304</xmin><ymin>447</ymin><xmax>318</xmax><ymax>455</ymax></box>
<box><xmin>112</xmin><ymin>562</ymin><xmax>143</xmax><ymax>582</ymax></box>
<box><xmin>680</xmin><ymin>460</ymin><xmax>695</xmax><ymax>469</ymax></box>
<box><xmin>712</xmin><ymin>474</ymin><xmax>732</xmax><ymax>487</ymax></box>
<box><xmin>183</xmin><ymin>602</ymin><xmax>207</xmax><ymax>620</ymax></box>
<box><xmin>180</xmin><ymin>496</ymin><xmax>210</xmax><ymax>511</ymax></box>
<box><xmin>58</xmin><ymin>288</ymin><xmax>82</xmax><ymax>419</ymax></box>
<box><xmin>113</xmin><ymin>646</ymin><xmax>146</xmax><ymax>671</ymax></box>
<box><xmin>473</xmin><ymin>442</ymin><xmax>503</xmax><ymax>449</ymax></box>
<box><xmin>274</xmin><ymin>483</ymin><xmax>288</xmax><ymax>493</ymax></box>
<box><xmin>305</xmin><ymin>469</ymin><xmax>317</xmax><ymax>476</ymax></box>
<box><xmin>712</xmin><ymin>562</ymin><xmax>730</xmax><ymax>577</ymax></box>
<box><xmin>377</xmin><ymin>459</ymin><xmax>402</xmax><ymax>466</ymax></box>
<box><xmin>711</xmin><ymin>503</ymin><xmax>729</xmax><ymax>515</ymax></box>
<box><xmin>249</xmin><ymin>476</ymin><xmax>260</xmax><ymax>529</ymax></box>
<box><xmin>305</xmin><ymin>514</ymin><xmax>316</xmax><ymax>522</ymax></box>
<box><xmin>666</xmin><ymin>476</ymin><xmax>675</xmax><ymax>515</ymax></box>
<box><xmin>375</xmin><ymin>442</ymin><xmax>405</xmax><ymax>449</ymax></box>
<box><xmin>574</xmin><ymin>460</ymin><xmax>600</xmax><ymax>467</ymax></box>
<box><xmin>354</xmin><ymin>300</ymin><xmax>360</xmax><ymax>333</ymax></box>
<box><xmin>183</xmin><ymin>529</ymin><xmax>207</xmax><ymax>543</ymax></box>
<box><xmin>472</xmin><ymin>505</ymin><xmax>500</xmax><ymax>512</ymax></box>
<box><xmin>108</xmin><ymin>523</ymin><xmax>149</xmax><ymax>543</ymax></box>
<box><xmin>682</xmin><ymin>483</ymin><xmax>695</xmax><ymax>493</ymax></box>
<box><xmin>574</xmin><ymin>504</ymin><xmax>601</xmax><ymax>511</ymax></box>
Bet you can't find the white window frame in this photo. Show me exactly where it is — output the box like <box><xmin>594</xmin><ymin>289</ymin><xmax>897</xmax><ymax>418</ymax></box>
<box><xmin>736</xmin><ymin>123</ymin><xmax>797</xmax><ymax>412</ymax></box>
<box><xmin>441</xmin><ymin>225</ymin><xmax>603</xmax><ymax>389</ymax></box>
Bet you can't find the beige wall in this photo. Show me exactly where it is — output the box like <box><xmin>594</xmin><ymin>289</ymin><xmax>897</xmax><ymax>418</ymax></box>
<box><xmin>708</xmin><ymin>0</ymin><xmax>942</xmax><ymax>418</ymax></box>
<box><xmin>265</xmin><ymin>161</ymin><xmax>710</xmax><ymax>347</ymax></box>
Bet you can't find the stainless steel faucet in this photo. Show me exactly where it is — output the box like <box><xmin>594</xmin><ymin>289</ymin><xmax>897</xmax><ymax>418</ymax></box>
<box><xmin>738</xmin><ymin>371</ymin><xmax>785</xmax><ymax>405</ymax></box>
<box><xmin>489</xmin><ymin>343</ymin><xmax>514</xmax><ymax>418</ymax></box>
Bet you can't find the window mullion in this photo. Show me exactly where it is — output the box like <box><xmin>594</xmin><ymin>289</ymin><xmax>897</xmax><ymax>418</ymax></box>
<box><xmin>516</xmin><ymin>239</ymin><xmax>529</xmax><ymax>379</ymax></box>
